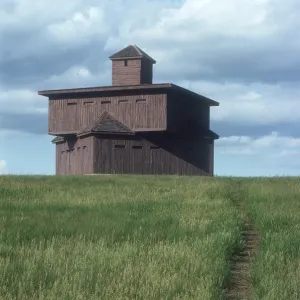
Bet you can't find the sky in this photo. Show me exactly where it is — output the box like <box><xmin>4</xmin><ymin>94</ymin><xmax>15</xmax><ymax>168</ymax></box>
<box><xmin>1</xmin><ymin>0</ymin><xmax>300</xmax><ymax>176</ymax></box>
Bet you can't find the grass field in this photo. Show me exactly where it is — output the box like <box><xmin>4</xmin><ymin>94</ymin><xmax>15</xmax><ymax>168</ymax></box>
<box><xmin>240</xmin><ymin>178</ymin><xmax>300</xmax><ymax>300</ymax></box>
<box><xmin>0</xmin><ymin>175</ymin><xmax>299</xmax><ymax>299</ymax></box>
<box><xmin>0</xmin><ymin>175</ymin><xmax>242</xmax><ymax>300</ymax></box>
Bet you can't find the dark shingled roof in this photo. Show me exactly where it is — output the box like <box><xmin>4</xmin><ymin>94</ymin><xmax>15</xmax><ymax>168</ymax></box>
<box><xmin>51</xmin><ymin>136</ymin><xmax>65</xmax><ymax>143</ymax></box>
<box><xmin>205</xmin><ymin>130</ymin><xmax>219</xmax><ymax>140</ymax></box>
<box><xmin>77</xmin><ymin>112</ymin><xmax>135</xmax><ymax>137</ymax></box>
<box><xmin>109</xmin><ymin>44</ymin><xmax>156</xmax><ymax>63</ymax></box>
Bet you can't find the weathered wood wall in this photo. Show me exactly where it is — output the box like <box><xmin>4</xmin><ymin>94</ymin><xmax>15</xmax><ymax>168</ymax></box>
<box><xmin>93</xmin><ymin>133</ymin><xmax>210</xmax><ymax>176</ymax></box>
<box><xmin>167</xmin><ymin>90</ymin><xmax>210</xmax><ymax>133</ymax></box>
<box><xmin>208</xmin><ymin>139</ymin><xmax>214</xmax><ymax>176</ymax></box>
<box><xmin>112</xmin><ymin>58</ymin><xmax>153</xmax><ymax>86</ymax></box>
<box><xmin>55</xmin><ymin>136</ymin><xmax>94</xmax><ymax>175</ymax></box>
<box><xmin>141</xmin><ymin>59</ymin><xmax>153</xmax><ymax>85</ymax></box>
<box><xmin>55</xmin><ymin>132</ymin><xmax>213</xmax><ymax>176</ymax></box>
<box><xmin>49</xmin><ymin>93</ymin><xmax>167</xmax><ymax>134</ymax></box>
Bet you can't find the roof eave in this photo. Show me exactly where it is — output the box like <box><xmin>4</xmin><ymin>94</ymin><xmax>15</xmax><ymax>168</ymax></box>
<box><xmin>49</xmin><ymin>132</ymin><xmax>77</xmax><ymax>136</ymax></box>
<box><xmin>38</xmin><ymin>83</ymin><xmax>219</xmax><ymax>106</ymax></box>
<box><xmin>38</xmin><ymin>91</ymin><xmax>48</xmax><ymax>97</ymax></box>
<box><xmin>109</xmin><ymin>56</ymin><xmax>156</xmax><ymax>64</ymax></box>
<box><xmin>37</xmin><ymin>83</ymin><xmax>172</xmax><ymax>97</ymax></box>
<box><xmin>170</xmin><ymin>83</ymin><xmax>219</xmax><ymax>106</ymax></box>
<box><xmin>51</xmin><ymin>137</ymin><xmax>65</xmax><ymax>144</ymax></box>
<box><xmin>206</xmin><ymin>130</ymin><xmax>219</xmax><ymax>140</ymax></box>
<box><xmin>78</xmin><ymin>131</ymin><xmax>135</xmax><ymax>138</ymax></box>
<box><xmin>208</xmin><ymin>101</ymin><xmax>219</xmax><ymax>107</ymax></box>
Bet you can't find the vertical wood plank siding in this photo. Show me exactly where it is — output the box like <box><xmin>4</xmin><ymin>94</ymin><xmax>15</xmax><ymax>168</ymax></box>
<box><xmin>55</xmin><ymin>137</ymin><xmax>94</xmax><ymax>175</ymax></box>
<box><xmin>49</xmin><ymin>93</ymin><xmax>166</xmax><ymax>133</ymax></box>
<box><xmin>141</xmin><ymin>59</ymin><xmax>153</xmax><ymax>84</ymax></box>
<box><xmin>92</xmin><ymin>133</ymin><xmax>210</xmax><ymax>176</ymax></box>
<box><xmin>112</xmin><ymin>59</ymin><xmax>153</xmax><ymax>86</ymax></box>
<box><xmin>208</xmin><ymin>139</ymin><xmax>214</xmax><ymax>176</ymax></box>
<box><xmin>167</xmin><ymin>91</ymin><xmax>210</xmax><ymax>133</ymax></box>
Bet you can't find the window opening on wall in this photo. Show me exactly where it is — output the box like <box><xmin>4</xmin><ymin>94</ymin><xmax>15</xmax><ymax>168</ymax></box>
<box><xmin>136</xmin><ymin>99</ymin><xmax>146</xmax><ymax>103</ymax></box>
<box><xmin>83</xmin><ymin>146</ymin><xmax>87</xmax><ymax>149</ymax></box>
<box><xmin>118</xmin><ymin>99</ymin><xmax>128</xmax><ymax>104</ymax></box>
<box><xmin>114</xmin><ymin>145</ymin><xmax>125</xmax><ymax>149</ymax></box>
<box><xmin>77</xmin><ymin>147</ymin><xmax>81</xmax><ymax>151</ymax></box>
<box><xmin>84</xmin><ymin>101</ymin><xmax>94</xmax><ymax>105</ymax></box>
<box><xmin>67</xmin><ymin>102</ymin><xmax>76</xmax><ymax>106</ymax></box>
<box><xmin>132</xmin><ymin>145</ymin><xmax>143</xmax><ymax>149</ymax></box>
<box><xmin>124</xmin><ymin>60</ymin><xmax>128</xmax><ymax>66</ymax></box>
<box><xmin>101</xmin><ymin>100</ymin><xmax>111</xmax><ymax>104</ymax></box>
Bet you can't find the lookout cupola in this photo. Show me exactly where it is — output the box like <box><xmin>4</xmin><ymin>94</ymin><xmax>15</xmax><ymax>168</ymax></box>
<box><xmin>109</xmin><ymin>44</ymin><xmax>156</xmax><ymax>86</ymax></box>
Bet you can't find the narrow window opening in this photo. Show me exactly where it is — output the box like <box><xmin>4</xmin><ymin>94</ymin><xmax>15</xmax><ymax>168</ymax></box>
<box><xmin>77</xmin><ymin>147</ymin><xmax>81</xmax><ymax>151</ymax></box>
<box><xmin>118</xmin><ymin>99</ymin><xmax>128</xmax><ymax>104</ymax></box>
<box><xmin>84</xmin><ymin>101</ymin><xmax>94</xmax><ymax>105</ymax></box>
<box><xmin>83</xmin><ymin>146</ymin><xmax>87</xmax><ymax>149</ymax></box>
<box><xmin>101</xmin><ymin>100</ymin><xmax>111</xmax><ymax>104</ymax></box>
<box><xmin>132</xmin><ymin>145</ymin><xmax>143</xmax><ymax>149</ymax></box>
<box><xmin>136</xmin><ymin>98</ymin><xmax>146</xmax><ymax>103</ymax></box>
<box><xmin>67</xmin><ymin>102</ymin><xmax>76</xmax><ymax>106</ymax></box>
<box><xmin>124</xmin><ymin>60</ymin><xmax>128</xmax><ymax>66</ymax></box>
<box><xmin>114</xmin><ymin>145</ymin><xmax>125</xmax><ymax>149</ymax></box>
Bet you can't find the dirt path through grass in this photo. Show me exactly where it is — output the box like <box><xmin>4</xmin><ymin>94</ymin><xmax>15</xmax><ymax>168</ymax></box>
<box><xmin>225</xmin><ymin>180</ymin><xmax>259</xmax><ymax>300</ymax></box>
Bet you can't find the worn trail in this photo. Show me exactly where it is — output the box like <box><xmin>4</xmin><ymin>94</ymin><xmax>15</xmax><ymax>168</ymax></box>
<box><xmin>225</xmin><ymin>182</ymin><xmax>259</xmax><ymax>300</ymax></box>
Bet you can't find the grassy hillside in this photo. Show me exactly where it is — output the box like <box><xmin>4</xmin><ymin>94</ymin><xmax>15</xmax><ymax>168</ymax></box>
<box><xmin>0</xmin><ymin>175</ymin><xmax>242</xmax><ymax>300</ymax></box>
<box><xmin>0</xmin><ymin>175</ymin><xmax>299</xmax><ymax>300</ymax></box>
<box><xmin>240</xmin><ymin>178</ymin><xmax>300</xmax><ymax>300</ymax></box>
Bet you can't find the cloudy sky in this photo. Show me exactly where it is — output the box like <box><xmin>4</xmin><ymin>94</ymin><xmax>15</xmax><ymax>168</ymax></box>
<box><xmin>1</xmin><ymin>0</ymin><xmax>300</xmax><ymax>176</ymax></box>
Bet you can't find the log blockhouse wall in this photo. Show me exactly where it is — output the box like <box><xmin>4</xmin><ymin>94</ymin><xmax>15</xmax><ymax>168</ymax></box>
<box><xmin>55</xmin><ymin>136</ymin><xmax>94</xmax><ymax>175</ymax></box>
<box><xmin>55</xmin><ymin>133</ymin><xmax>212</xmax><ymax>176</ymax></box>
<box><xmin>166</xmin><ymin>91</ymin><xmax>210</xmax><ymax>133</ymax></box>
<box><xmin>49</xmin><ymin>93</ymin><xmax>166</xmax><ymax>134</ymax></box>
<box><xmin>93</xmin><ymin>133</ymin><xmax>211</xmax><ymax>175</ymax></box>
<box><xmin>112</xmin><ymin>59</ymin><xmax>153</xmax><ymax>86</ymax></box>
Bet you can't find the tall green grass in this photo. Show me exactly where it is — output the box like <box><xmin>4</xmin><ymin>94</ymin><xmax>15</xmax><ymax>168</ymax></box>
<box><xmin>239</xmin><ymin>177</ymin><xmax>300</xmax><ymax>300</ymax></box>
<box><xmin>0</xmin><ymin>175</ymin><xmax>242</xmax><ymax>300</ymax></box>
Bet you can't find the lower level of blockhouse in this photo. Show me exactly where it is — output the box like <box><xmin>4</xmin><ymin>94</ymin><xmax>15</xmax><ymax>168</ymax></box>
<box><xmin>55</xmin><ymin>133</ymin><xmax>214</xmax><ymax>176</ymax></box>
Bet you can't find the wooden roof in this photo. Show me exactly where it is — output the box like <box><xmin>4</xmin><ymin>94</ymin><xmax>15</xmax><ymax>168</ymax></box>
<box><xmin>109</xmin><ymin>44</ymin><xmax>156</xmax><ymax>63</ymax></box>
<box><xmin>77</xmin><ymin>112</ymin><xmax>135</xmax><ymax>137</ymax></box>
<box><xmin>51</xmin><ymin>136</ymin><xmax>65</xmax><ymax>144</ymax></box>
<box><xmin>175</xmin><ymin>128</ymin><xmax>219</xmax><ymax>140</ymax></box>
<box><xmin>205</xmin><ymin>129</ymin><xmax>219</xmax><ymax>140</ymax></box>
<box><xmin>38</xmin><ymin>83</ymin><xmax>219</xmax><ymax>106</ymax></box>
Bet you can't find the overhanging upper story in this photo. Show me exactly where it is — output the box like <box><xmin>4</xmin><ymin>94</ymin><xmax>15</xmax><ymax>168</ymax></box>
<box><xmin>38</xmin><ymin>83</ymin><xmax>219</xmax><ymax>136</ymax></box>
<box><xmin>38</xmin><ymin>44</ymin><xmax>219</xmax><ymax>139</ymax></box>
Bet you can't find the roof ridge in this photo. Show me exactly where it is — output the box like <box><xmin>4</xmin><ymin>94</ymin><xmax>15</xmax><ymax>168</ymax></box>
<box><xmin>133</xmin><ymin>44</ymin><xmax>143</xmax><ymax>56</ymax></box>
<box><xmin>99</xmin><ymin>111</ymin><xmax>109</xmax><ymax>121</ymax></box>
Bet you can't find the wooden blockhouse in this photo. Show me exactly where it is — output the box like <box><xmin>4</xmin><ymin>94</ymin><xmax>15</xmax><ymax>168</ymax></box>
<box><xmin>38</xmin><ymin>45</ymin><xmax>219</xmax><ymax>175</ymax></box>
